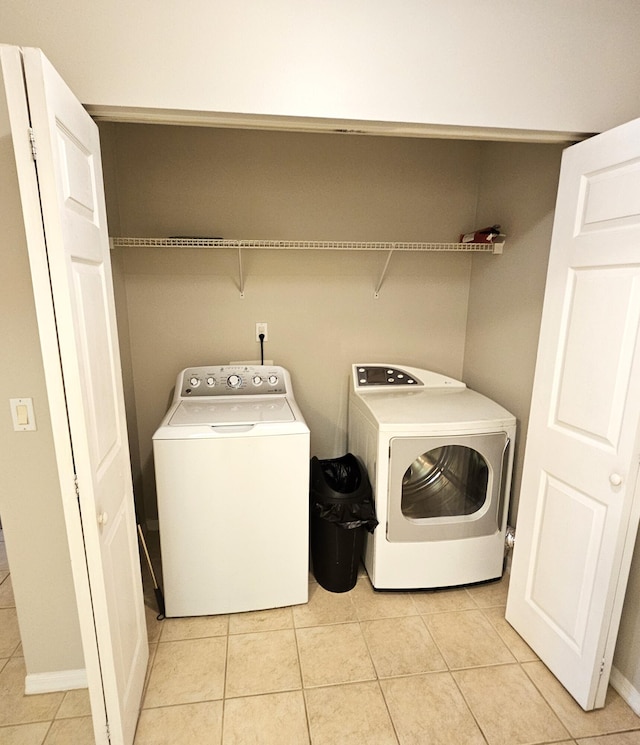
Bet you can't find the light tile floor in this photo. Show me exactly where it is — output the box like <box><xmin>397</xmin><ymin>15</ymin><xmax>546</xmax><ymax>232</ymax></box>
<box><xmin>135</xmin><ymin>572</ymin><xmax>640</xmax><ymax>745</ymax></box>
<box><xmin>2</xmin><ymin>524</ymin><xmax>640</xmax><ymax>744</ymax></box>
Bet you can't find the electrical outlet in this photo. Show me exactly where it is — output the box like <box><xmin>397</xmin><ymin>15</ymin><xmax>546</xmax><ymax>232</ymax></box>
<box><xmin>256</xmin><ymin>322</ymin><xmax>268</xmax><ymax>342</ymax></box>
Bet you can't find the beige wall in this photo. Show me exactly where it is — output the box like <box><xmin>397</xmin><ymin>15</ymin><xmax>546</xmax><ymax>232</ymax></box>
<box><xmin>615</xmin><ymin>530</ymin><xmax>640</xmax><ymax>692</ymax></box>
<box><xmin>102</xmin><ymin>124</ymin><xmax>482</xmax><ymax>242</ymax></box>
<box><xmin>2</xmin><ymin>3</ymin><xmax>640</xmax><ymax>134</ymax></box>
<box><xmin>463</xmin><ymin>141</ymin><xmax>564</xmax><ymax>522</ymax></box>
<box><xmin>0</xmin><ymin>72</ymin><xmax>84</xmax><ymax>674</ymax></box>
<box><xmin>100</xmin><ymin>124</ymin><xmax>484</xmax><ymax>520</ymax></box>
<box><xmin>99</xmin><ymin>124</ymin><xmax>564</xmax><ymax>529</ymax></box>
<box><xmin>122</xmin><ymin>248</ymin><xmax>474</xmax><ymax>520</ymax></box>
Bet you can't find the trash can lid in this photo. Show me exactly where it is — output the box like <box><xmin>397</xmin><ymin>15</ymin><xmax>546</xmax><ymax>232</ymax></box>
<box><xmin>310</xmin><ymin>454</ymin><xmax>371</xmax><ymax>501</ymax></box>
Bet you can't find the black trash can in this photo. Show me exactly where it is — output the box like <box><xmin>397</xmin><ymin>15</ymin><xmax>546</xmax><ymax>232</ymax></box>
<box><xmin>310</xmin><ymin>453</ymin><xmax>378</xmax><ymax>593</ymax></box>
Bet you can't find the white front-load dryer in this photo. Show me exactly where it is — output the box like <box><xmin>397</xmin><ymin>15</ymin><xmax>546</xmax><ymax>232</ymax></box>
<box><xmin>347</xmin><ymin>364</ymin><xmax>516</xmax><ymax>589</ymax></box>
<box><xmin>153</xmin><ymin>364</ymin><xmax>309</xmax><ymax>617</ymax></box>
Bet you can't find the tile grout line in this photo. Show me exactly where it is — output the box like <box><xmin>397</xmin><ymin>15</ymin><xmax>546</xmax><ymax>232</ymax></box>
<box><xmin>446</xmin><ymin>657</ymin><xmax>493</xmax><ymax>745</ymax></box>
<box><xmin>217</xmin><ymin>620</ymin><xmax>230</xmax><ymax>745</ymax></box>
<box><xmin>415</xmin><ymin>590</ymin><xmax>493</xmax><ymax>745</ymax></box>
<box><xmin>293</xmin><ymin>617</ymin><xmax>314</xmax><ymax>744</ymax></box>
<box><xmin>451</xmin><ymin>593</ymin><xmax>538</xmax><ymax>743</ymax></box>
<box><xmin>517</xmin><ymin>660</ymin><xmax>586</xmax><ymax>743</ymax></box>
<box><xmin>356</xmin><ymin>609</ymin><xmax>402</xmax><ymax>745</ymax></box>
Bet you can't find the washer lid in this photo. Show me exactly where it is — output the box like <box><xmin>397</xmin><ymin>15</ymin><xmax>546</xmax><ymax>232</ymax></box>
<box><xmin>168</xmin><ymin>398</ymin><xmax>296</xmax><ymax>426</ymax></box>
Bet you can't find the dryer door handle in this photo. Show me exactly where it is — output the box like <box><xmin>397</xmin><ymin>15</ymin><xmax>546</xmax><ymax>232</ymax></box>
<box><xmin>496</xmin><ymin>435</ymin><xmax>511</xmax><ymax>529</ymax></box>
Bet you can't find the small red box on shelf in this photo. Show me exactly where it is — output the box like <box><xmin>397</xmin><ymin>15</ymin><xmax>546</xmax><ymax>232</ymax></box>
<box><xmin>459</xmin><ymin>225</ymin><xmax>502</xmax><ymax>244</ymax></box>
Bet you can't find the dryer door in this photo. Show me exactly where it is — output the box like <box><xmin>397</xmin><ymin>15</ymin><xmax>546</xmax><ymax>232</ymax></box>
<box><xmin>388</xmin><ymin>432</ymin><xmax>510</xmax><ymax>542</ymax></box>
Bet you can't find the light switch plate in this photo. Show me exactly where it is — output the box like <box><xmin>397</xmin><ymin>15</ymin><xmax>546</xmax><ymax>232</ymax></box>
<box><xmin>10</xmin><ymin>398</ymin><xmax>36</xmax><ymax>431</ymax></box>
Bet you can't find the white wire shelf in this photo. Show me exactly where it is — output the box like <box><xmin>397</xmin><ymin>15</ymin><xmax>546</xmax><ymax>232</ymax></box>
<box><xmin>110</xmin><ymin>237</ymin><xmax>499</xmax><ymax>252</ymax></box>
<box><xmin>109</xmin><ymin>236</ymin><xmax>505</xmax><ymax>297</ymax></box>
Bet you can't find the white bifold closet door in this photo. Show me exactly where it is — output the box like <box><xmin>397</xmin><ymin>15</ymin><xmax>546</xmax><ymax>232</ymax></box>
<box><xmin>506</xmin><ymin>116</ymin><xmax>640</xmax><ymax>711</ymax></box>
<box><xmin>0</xmin><ymin>44</ymin><xmax>147</xmax><ymax>745</ymax></box>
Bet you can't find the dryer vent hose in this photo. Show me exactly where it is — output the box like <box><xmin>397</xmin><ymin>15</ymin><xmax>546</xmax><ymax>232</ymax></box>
<box><xmin>505</xmin><ymin>525</ymin><xmax>516</xmax><ymax>552</ymax></box>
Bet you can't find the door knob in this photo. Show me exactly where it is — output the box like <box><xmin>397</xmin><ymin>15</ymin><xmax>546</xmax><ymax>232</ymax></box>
<box><xmin>609</xmin><ymin>473</ymin><xmax>623</xmax><ymax>486</ymax></box>
<box><xmin>97</xmin><ymin>511</ymin><xmax>109</xmax><ymax>525</ymax></box>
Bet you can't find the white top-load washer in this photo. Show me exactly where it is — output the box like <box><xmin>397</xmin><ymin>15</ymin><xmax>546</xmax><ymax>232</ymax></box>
<box><xmin>348</xmin><ymin>364</ymin><xmax>516</xmax><ymax>589</ymax></box>
<box><xmin>153</xmin><ymin>364</ymin><xmax>309</xmax><ymax>617</ymax></box>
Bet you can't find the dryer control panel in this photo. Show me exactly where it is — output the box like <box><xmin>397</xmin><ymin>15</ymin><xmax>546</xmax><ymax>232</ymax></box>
<box><xmin>352</xmin><ymin>364</ymin><xmax>466</xmax><ymax>390</ymax></box>
<box><xmin>355</xmin><ymin>365</ymin><xmax>422</xmax><ymax>387</ymax></box>
<box><xmin>178</xmin><ymin>365</ymin><xmax>288</xmax><ymax>397</ymax></box>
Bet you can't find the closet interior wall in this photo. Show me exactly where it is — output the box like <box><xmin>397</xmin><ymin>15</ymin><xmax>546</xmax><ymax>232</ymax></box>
<box><xmin>99</xmin><ymin>123</ymin><xmax>563</xmax><ymax>536</ymax></box>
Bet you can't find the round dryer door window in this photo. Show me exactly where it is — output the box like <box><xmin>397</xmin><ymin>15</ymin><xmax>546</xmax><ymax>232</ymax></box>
<box><xmin>401</xmin><ymin>445</ymin><xmax>489</xmax><ymax>520</ymax></box>
<box><xmin>387</xmin><ymin>432</ymin><xmax>510</xmax><ymax>542</ymax></box>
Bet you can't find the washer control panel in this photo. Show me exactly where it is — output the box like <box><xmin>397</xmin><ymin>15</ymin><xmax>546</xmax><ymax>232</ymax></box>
<box><xmin>179</xmin><ymin>365</ymin><xmax>287</xmax><ymax>397</ymax></box>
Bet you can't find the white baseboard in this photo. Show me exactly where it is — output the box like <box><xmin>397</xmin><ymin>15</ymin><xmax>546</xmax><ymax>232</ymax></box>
<box><xmin>610</xmin><ymin>665</ymin><xmax>640</xmax><ymax>715</ymax></box>
<box><xmin>25</xmin><ymin>668</ymin><xmax>87</xmax><ymax>695</ymax></box>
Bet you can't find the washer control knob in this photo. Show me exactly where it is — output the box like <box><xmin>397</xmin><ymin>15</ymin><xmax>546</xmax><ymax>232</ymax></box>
<box><xmin>189</xmin><ymin>376</ymin><xmax>200</xmax><ymax>387</ymax></box>
<box><xmin>227</xmin><ymin>374</ymin><xmax>242</xmax><ymax>389</ymax></box>
<box><xmin>206</xmin><ymin>376</ymin><xmax>215</xmax><ymax>387</ymax></box>
<box><xmin>252</xmin><ymin>375</ymin><xmax>263</xmax><ymax>386</ymax></box>
<box><xmin>268</xmin><ymin>374</ymin><xmax>278</xmax><ymax>385</ymax></box>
